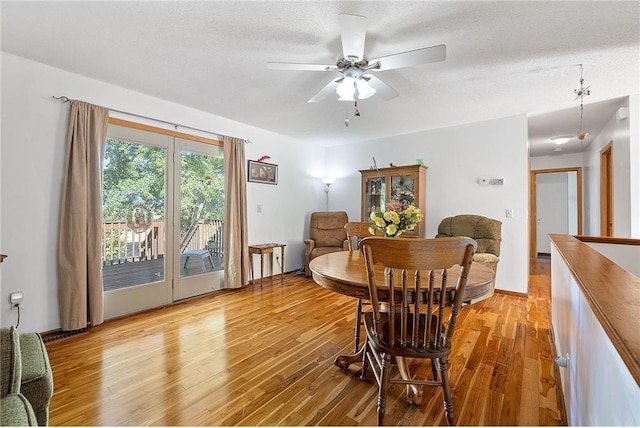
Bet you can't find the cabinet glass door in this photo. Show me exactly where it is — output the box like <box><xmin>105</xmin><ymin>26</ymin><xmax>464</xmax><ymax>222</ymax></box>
<box><xmin>364</xmin><ymin>177</ymin><xmax>386</xmax><ymax>217</ymax></box>
<box><xmin>390</xmin><ymin>175</ymin><xmax>416</xmax><ymax>210</ymax></box>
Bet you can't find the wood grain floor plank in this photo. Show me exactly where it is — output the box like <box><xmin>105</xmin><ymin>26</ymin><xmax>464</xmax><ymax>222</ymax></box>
<box><xmin>45</xmin><ymin>260</ymin><xmax>564</xmax><ymax>426</ymax></box>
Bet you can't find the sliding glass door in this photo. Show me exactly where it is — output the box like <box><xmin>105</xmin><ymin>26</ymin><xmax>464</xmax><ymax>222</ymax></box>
<box><xmin>173</xmin><ymin>137</ymin><xmax>225</xmax><ymax>299</ymax></box>
<box><xmin>102</xmin><ymin>121</ymin><xmax>224</xmax><ymax>319</ymax></box>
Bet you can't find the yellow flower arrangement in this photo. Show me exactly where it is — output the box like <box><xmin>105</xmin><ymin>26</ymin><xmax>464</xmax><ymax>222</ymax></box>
<box><xmin>369</xmin><ymin>201</ymin><xmax>423</xmax><ymax>238</ymax></box>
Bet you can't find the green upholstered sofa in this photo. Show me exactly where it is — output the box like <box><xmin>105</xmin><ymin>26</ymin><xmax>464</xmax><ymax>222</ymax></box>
<box><xmin>436</xmin><ymin>214</ymin><xmax>502</xmax><ymax>302</ymax></box>
<box><xmin>1</xmin><ymin>327</ymin><xmax>53</xmax><ymax>426</ymax></box>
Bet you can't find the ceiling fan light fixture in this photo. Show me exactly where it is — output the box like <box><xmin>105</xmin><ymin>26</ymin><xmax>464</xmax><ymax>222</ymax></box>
<box><xmin>336</xmin><ymin>76</ymin><xmax>356</xmax><ymax>101</ymax></box>
<box><xmin>551</xmin><ymin>135</ymin><xmax>572</xmax><ymax>145</ymax></box>
<box><xmin>355</xmin><ymin>78</ymin><xmax>376</xmax><ymax>99</ymax></box>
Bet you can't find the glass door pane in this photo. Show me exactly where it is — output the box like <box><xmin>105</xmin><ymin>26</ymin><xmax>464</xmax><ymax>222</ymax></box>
<box><xmin>390</xmin><ymin>175</ymin><xmax>416</xmax><ymax>209</ymax></box>
<box><xmin>102</xmin><ymin>124</ymin><xmax>173</xmax><ymax>319</ymax></box>
<box><xmin>174</xmin><ymin>138</ymin><xmax>224</xmax><ymax>300</ymax></box>
<box><xmin>364</xmin><ymin>177</ymin><xmax>386</xmax><ymax>217</ymax></box>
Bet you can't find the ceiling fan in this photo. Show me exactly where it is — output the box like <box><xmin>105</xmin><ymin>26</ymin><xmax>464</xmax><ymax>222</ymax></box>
<box><xmin>267</xmin><ymin>13</ymin><xmax>446</xmax><ymax>103</ymax></box>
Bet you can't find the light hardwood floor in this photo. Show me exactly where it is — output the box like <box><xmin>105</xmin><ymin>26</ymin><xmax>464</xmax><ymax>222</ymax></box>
<box><xmin>45</xmin><ymin>259</ymin><xmax>565</xmax><ymax>426</ymax></box>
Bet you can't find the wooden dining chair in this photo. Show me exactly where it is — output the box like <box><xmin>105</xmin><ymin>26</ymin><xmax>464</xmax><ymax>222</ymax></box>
<box><xmin>344</xmin><ymin>222</ymin><xmax>379</xmax><ymax>352</ymax></box>
<box><xmin>359</xmin><ymin>236</ymin><xmax>477</xmax><ymax>426</ymax></box>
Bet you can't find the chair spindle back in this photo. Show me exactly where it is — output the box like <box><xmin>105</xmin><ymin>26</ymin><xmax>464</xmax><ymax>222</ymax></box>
<box><xmin>344</xmin><ymin>222</ymin><xmax>379</xmax><ymax>251</ymax></box>
<box><xmin>361</xmin><ymin>236</ymin><xmax>476</xmax><ymax>352</ymax></box>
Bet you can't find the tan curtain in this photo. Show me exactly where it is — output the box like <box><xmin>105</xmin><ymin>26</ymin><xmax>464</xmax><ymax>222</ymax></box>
<box><xmin>57</xmin><ymin>100</ymin><xmax>109</xmax><ymax>331</ymax></box>
<box><xmin>223</xmin><ymin>136</ymin><xmax>250</xmax><ymax>288</ymax></box>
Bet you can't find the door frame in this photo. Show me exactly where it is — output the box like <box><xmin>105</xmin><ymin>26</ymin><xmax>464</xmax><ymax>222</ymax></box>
<box><xmin>529</xmin><ymin>167</ymin><xmax>583</xmax><ymax>258</ymax></box>
<box><xmin>600</xmin><ymin>141</ymin><xmax>614</xmax><ymax>236</ymax></box>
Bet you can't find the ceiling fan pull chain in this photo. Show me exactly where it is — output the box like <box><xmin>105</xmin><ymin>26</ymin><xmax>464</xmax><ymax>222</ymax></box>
<box><xmin>354</xmin><ymin>101</ymin><xmax>361</xmax><ymax>117</ymax></box>
<box><xmin>344</xmin><ymin>104</ymin><xmax>350</xmax><ymax>127</ymax></box>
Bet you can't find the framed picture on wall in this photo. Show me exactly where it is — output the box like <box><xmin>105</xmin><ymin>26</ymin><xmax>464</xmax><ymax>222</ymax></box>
<box><xmin>248</xmin><ymin>160</ymin><xmax>278</xmax><ymax>185</ymax></box>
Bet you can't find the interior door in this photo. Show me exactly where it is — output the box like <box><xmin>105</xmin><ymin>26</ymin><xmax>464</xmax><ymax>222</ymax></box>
<box><xmin>536</xmin><ymin>172</ymin><xmax>569</xmax><ymax>254</ymax></box>
<box><xmin>173</xmin><ymin>138</ymin><xmax>225</xmax><ymax>300</ymax></box>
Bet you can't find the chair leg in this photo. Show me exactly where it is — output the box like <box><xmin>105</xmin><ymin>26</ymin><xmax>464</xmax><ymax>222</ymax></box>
<box><xmin>360</xmin><ymin>340</ymin><xmax>369</xmax><ymax>381</ymax></box>
<box><xmin>354</xmin><ymin>299</ymin><xmax>362</xmax><ymax>353</ymax></box>
<box><xmin>431</xmin><ymin>358</ymin><xmax>439</xmax><ymax>381</ymax></box>
<box><xmin>438</xmin><ymin>358</ymin><xmax>455</xmax><ymax>426</ymax></box>
<box><xmin>377</xmin><ymin>355</ymin><xmax>391</xmax><ymax>426</ymax></box>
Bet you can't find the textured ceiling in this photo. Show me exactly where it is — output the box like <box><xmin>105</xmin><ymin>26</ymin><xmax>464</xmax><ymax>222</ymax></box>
<box><xmin>1</xmin><ymin>1</ymin><xmax>638</xmax><ymax>156</ymax></box>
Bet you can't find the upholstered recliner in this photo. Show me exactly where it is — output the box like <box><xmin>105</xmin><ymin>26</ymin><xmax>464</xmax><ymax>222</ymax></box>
<box><xmin>436</xmin><ymin>214</ymin><xmax>502</xmax><ymax>302</ymax></box>
<box><xmin>304</xmin><ymin>211</ymin><xmax>349</xmax><ymax>277</ymax></box>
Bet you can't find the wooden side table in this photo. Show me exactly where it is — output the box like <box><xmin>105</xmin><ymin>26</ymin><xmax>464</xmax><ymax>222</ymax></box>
<box><xmin>249</xmin><ymin>243</ymin><xmax>286</xmax><ymax>287</ymax></box>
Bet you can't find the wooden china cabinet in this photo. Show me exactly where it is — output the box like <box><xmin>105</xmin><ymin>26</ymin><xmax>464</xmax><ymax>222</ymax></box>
<box><xmin>359</xmin><ymin>164</ymin><xmax>427</xmax><ymax>237</ymax></box>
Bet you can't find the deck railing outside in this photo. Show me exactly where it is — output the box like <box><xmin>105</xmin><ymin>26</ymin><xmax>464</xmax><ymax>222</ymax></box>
<box><xmin>102</xmin><ymin>219</ymin><xmax>224</xmax><ymax>265</ymax></box>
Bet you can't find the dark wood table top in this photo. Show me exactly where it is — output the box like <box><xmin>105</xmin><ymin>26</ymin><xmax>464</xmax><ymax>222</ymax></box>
<box><xmin>310</xmin><ymin>250</ymin><xmax>494</xmax><ymax>302</ymax></box>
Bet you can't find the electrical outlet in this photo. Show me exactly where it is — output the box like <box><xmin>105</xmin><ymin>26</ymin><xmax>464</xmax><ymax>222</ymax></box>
<box><xmin>9</xmin><ymin>291</ymin><xmax>23</xmax><ymax>305</ymax></box>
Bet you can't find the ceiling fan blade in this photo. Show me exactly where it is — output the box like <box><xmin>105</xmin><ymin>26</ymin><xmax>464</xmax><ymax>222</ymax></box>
<box><xmin>308</xmin><ymin>77</ymin><xmax>342</xmax><ymax>103</ymax></box>
<box><xmin>267</xmin><ymin>62</ymin><xmax>338</xmax><ymax>72</ymax></box>
<box><xmin>363</xmin><ymin>74</ymin><xmax>399</xmax><ymax>101</ymax></box>
<box><xmin>339</xmin><ymin>13</ymin><xmax>367</xmax><ymax>60</ymax></box>
<box><xmin>370</xmin><ymin>44</ymin><xmax>446</xmax><ymax>71</ymax></box>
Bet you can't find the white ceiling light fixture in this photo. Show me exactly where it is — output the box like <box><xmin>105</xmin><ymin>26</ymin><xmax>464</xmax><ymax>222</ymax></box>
<box><xmin>336</xmin><ymin>68</ymin><xmax>377</xmax><ymax>101</ymax></box>
<box><xmin>551</xmin><ymin>135</ymin><xmax>572</xmax><ymax>145</ymax></box>
<box><xmin>336</xmin><ymin>76</ymin><xmax>356</xmax><ymax>101</ymax></box>
<box><xmin>355</xmin><ymin>78</ymin><xmax>376</xmax><ymax>99</ymax></box>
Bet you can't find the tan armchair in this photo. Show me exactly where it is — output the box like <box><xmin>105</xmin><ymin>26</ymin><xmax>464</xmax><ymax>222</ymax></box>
<box><xmin>436</xmin><ymin>214</ymin><xmax>502</xmax><ymax>302</ymax></box>
<box><xmin>304</xmin><ymin>211</ymin><xmax>349</xmax><ymax>277</ymax></box>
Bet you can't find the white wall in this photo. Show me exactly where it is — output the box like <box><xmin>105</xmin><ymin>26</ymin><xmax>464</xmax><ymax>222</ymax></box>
<box><xmin>530</xmin><ymin>152</ymin><xmax>584</xmax><ymax>170</ymax></box>
<box><xmin>325</xmin><ymin>115</ymin><xmax>530</xmax><ymax>294</ymax></box>
<box><xmin>629</xmin><ymin>95</ymin><xmax>640</xmax><ymax>238</ymax></box>
<box><xmin>0</xmin><ymin>53</ymin><xmax>326</xmax><ymax>333</ymax></box>
<box><xmin>583</xmin><ymin>96</ymin><xmax>637</xmax><ymax>237</ymax></box>
<box><xmin>586</xmin><ymin>242</ymin><xmax>640</xmax><ymax>277</ymax></box>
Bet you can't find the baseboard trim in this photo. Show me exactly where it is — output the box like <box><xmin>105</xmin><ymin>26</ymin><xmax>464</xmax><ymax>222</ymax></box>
<box><xmin>40</xmin><ymin>327</ymin><xmax>87</xmax><ymax>343</ymax></box>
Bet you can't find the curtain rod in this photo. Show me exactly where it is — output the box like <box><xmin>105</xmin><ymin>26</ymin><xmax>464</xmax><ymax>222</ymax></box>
<box><xmin>52</xmin><ymin>96</ymin><xmax>253</xmax><ymax>144</ymax></box>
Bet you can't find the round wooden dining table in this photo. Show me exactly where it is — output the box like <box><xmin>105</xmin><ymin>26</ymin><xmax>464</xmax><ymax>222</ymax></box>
<box><xmin>310</xmin><ymin>250</ymin><xmax>495</xmax><ymax>304</ymax></box>
<box><xmin>309</xmin><ymin>249</ymin><xmax>495</xmax><ymax>405</ymax></box>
